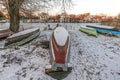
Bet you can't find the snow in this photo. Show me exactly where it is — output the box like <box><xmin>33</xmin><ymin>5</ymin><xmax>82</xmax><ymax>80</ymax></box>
<box><xmin>54</xmin><ymin>27</ymin><xmax>69</xmax><ymax>46</ymax></box>
<box><xmin>0</xmin><ymin>23</ymin><xmax>120</xmax><ymax>80</ymax></box>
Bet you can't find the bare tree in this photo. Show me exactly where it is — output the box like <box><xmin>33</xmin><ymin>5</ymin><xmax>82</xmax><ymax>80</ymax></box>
<box><xmin>0</xmin><ymin>0</ymin><xmax>52</xmax><ymax>32</ymax></box>
<box><xmin>0</xmin><ymin>0</ymin><xmax>73</xmax><ymax>32</ymax></box>
<box><xmin>118</xmin><ymin>13</ymin><xmax>120</xmax><ymax>19</ymax></box>
<box><xmin>51</xmin><ymin>0</ymin><xmax>73</xmax><ymax>13</ymax></box>
<box><xmin>0</xmin><ymin>0</ymin><xmax>25</xmax><ymax>32</ymax></box>
<box><xmin>116</xmin><ymin>13</ymin><xmax>120</xmax><ymax>29</ymax></box>
<box><xmin>21</xmin><ymin>0</ymin><xmax>53</xmax><ymax>22</ymax></box>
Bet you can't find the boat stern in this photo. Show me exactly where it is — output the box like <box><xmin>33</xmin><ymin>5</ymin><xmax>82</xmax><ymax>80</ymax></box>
<box><xmin>45</xmin><ymin>27</ymin><xmax>72</xmax><ymax>79</ymax></box>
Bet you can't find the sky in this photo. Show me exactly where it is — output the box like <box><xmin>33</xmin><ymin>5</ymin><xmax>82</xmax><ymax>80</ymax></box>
<box><xmin>67</xmin><ymin>0</ymin><xmax>120</xmax><ymax>16</ymax></box>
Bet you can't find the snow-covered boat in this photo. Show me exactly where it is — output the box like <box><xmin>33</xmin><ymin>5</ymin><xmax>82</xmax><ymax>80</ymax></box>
<box><xmin>4</xmin><ymin>28</ymin><xmax>40</xmax><ymax>48</ymax></box>
<box><xmin>45</xmin><ymin>27</ymin><xmax>72</xmax><ymax>80</ymax></box>
<box><xmin>86</xmin><ymin>24</ymin><xmax>115</xmax><ymax>30</ymax></box>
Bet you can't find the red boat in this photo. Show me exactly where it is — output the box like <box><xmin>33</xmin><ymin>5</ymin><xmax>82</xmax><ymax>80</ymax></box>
<box><xmin>0</xmin><ymin>29</ymin><xmax>13</xmax><ymax>39</ymax></box>
<box><xmin>45</xmin><ymin>27</ymin><xmax>72</xmax><ymax>80</ymax></box>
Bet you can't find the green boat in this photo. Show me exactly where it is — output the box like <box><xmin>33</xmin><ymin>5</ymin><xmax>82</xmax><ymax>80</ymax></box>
<box><xmin>4</xmin><ymin>28</ymin><xmax>40</xmax><ymax>48</ymax></box>
<box><xmin>80</xmin><ymin>25</ymin><xmax>98</xmax><ymax>37</ymax></box>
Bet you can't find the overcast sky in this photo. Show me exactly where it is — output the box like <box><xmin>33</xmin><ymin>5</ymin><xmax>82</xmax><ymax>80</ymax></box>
<box><xmin>67</xmin><ymin>0</ymin><xmax>120</xmax><ymax>16</ymax></box>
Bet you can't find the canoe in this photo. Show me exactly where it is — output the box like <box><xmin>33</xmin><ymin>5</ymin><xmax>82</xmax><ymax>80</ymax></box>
<box><xmin>80</xmin><ymin>25</ymin><xmax>98</xmax><ymax>37</ymax></box>
<box><xmin>45</xmin><ymin>27</ymin><xmax>72</xmax><ymax>80</ymax></box>
<box><xmin>86</xmin><ymin>24</ymin><xmax>115</xmax><ymax>30</ymax></box>
<box><xmin>0</xmin><ymin>29</ymin><xmax>13</xmax><ymax>39</ymax></box>
<box><xmin>4</xmin><ymin>28</ymin><xmax>40</xmax><ymax>48</ymax></box>
<box><xmin>94</xmin><ymin>27</ymin><xmax>120</xmax><ymax>35</ymax></box>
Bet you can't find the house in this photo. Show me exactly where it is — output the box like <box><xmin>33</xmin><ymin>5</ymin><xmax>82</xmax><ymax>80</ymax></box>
<box><xmin>38</xmin><ymin>12</ymin><xmax>49</xmax><ymax>22</ymax></box>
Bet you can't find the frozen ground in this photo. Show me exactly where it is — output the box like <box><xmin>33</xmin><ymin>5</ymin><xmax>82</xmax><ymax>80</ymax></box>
<box><xmin>0</xmin><ymin>23</ymin><xmax>120</xmax><ymax>80</ymax></box>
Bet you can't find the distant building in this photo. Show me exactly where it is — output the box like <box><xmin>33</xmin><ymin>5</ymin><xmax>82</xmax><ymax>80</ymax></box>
<box><xmin>60</xmin><ymin>12</ymin><xmax>70</xmax><ymax>23</ymax></box>
<box><xmin>38</xmin><ymin>12</ymin><xmax>49</xmax><ymax>22</ymax></box>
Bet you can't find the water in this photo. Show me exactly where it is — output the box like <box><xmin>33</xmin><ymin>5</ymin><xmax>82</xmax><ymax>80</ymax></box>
<box><xmin>0</xmin><ymin>22</ymin><xmax>101</xmax><ymax>31</ymax></box>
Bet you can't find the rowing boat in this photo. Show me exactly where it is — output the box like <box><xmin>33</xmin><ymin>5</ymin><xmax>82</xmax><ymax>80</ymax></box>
<box><xmin>45</xmin><ymin>27</ymin><xmax>72</xmax><ymax>80</ymax></box>
<box><xmin>80</xmin><ymin>25</ymin><xmax>98</xmax><ymax>37</ymax></box>
<box><xmin>86</xmin><ymin>24</ymin><xmax>115</xmax><ymax>30</ymax></box>
<box><xmin>95</xmin><ymin>27</ymin><xmax>120</xmax><ymax>35</ymax></box>
<box><xmin>4</xmin><ymin>28</ymin><xmax>40</xmax><ymax>48</ymax></box>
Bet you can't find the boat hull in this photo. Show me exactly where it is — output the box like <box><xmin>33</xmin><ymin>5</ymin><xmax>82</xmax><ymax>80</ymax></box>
<box><xmin>95</xmin><ymin>27</ymin><xmax>120</xmax><ymax>35</ymax></box>
<box><xmin>80</xmin><ymin>26</ymin><xmax>98</xmax><ymax>37</ymax></box>
<box><xmin>45</xmin><ymin>27</ymin><xmax>72</xmax><ymax>79</ymax></box>
<box><xmin>86</xmin><ymin>24</ymin><xmax>115</xmax><ymax>30</ymax></box>
<box><xmin>4</xmin><ymin>28</ymin><xmax>40</xmax><ymax>48</ymax></box>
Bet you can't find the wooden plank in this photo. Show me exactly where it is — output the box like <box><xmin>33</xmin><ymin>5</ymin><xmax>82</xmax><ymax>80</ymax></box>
<box><xmin>45</xmin><ymin>67</ymin><xmax>72</xmax><ymax>80</ymax></box>
<box><xmin>45</xmin><ymin>67</ymin><xmax>72</xmax><ymax>74</ymax></box>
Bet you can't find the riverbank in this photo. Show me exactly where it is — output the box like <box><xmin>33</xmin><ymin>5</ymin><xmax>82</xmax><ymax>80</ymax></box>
<box><xmin>0</xmin><ymin>28</ymin><xmax>120</xmax><ymax>80</ymax></box>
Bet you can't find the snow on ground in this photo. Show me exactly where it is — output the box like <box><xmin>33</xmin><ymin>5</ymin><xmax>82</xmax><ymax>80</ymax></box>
<box><xmin>66</xmin><ymin>31</ymin><xmax>120</xmax><ymax>80</ymax></box>
<box><xmin>0</xmin><ymin>23</ymin><xmax>120</xmax><ymax>80</ymax></box>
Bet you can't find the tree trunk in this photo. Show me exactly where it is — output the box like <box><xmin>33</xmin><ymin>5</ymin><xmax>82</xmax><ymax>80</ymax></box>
<box><xmin>29</xmin><ymin>13</ymin><xmax>32</xmax><ymax>23</ymax></box>
<box><xmin>8</xmin><ymin>0</ymin><xmax>20</xmax><ymax>33</ymax></box>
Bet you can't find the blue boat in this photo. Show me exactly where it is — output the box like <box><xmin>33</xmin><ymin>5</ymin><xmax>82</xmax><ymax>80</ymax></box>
<box><xmin>86</xmin><ymin>24</ymin><xmax>115</xmax><ymax>30</ymax></box>
<box><xmin>94</xmin><ymin>27</ymin><xmax>120</xmax><ymax>35</ymax></box>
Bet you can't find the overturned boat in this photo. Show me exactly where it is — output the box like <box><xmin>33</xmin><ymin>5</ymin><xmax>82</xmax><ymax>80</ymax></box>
<box><xmin>45</xmin><ymin>27</ymin><xmax>72</xmax><ymax>80</ymax></box>
<box><xmin>86</xmin><ymin>24</ymin><xmax>116</xmax><ymax>30</ymax></box>
<box><xmin>80</xmin><ymin>25</ymin><xmax>98</xmax><ymax>37</ymax></box>
<box><xmin>4</xmin><ymin>28</ymin><xmax>40</xmax><ymax>48</ymax></box>
<box><xmin>95</xmin><ymin>27</ymin><xmax>120</xmax><ymax>36</ymax></box>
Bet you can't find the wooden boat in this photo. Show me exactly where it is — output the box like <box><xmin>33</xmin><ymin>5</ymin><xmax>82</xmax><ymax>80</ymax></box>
<box><xmin>86</xmin><ymin>24</ymin><xmax>116</xmax><ymax>30</ymax></box>
<box><xmin>80</xmin><ymin>25</ymin><xmax>98</xmax><ymax>37</ymax></box>
<box><xmin>0</xmin><ymin>20</ymin><xmax>7</xmax><ymax>23</ymax></box>
<box><xmin>94</xmin><ymin>27</ymin><xmax>120</xmax><ymax>35</ymax></box>
<box><xmin>4</xmin><ymin>28</ymin><xmax>40</xmax><ymax>48</ymax></box>
<box><xmin>45</xmin><ymin>27</ymin><xmax>72</xmax><ymax>80</ymax></box>
<box><xmin>0</xmin><ymin>29</ymin><xmax>13</xmax><ymax>39</ymax></box>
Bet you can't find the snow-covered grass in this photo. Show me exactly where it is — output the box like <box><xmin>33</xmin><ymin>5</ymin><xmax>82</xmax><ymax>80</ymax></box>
<box><xmin>0</xmin><ymin>23</ymin><xmax>120</xmax><ymax>80</ymax></box>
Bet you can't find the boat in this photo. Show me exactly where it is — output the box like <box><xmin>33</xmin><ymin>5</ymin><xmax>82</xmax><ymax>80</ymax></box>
<box><xmin>0</xmin><ymin>29</ymin><xmax>13</xmax><ymax>39</ymax></box>
<box><xmin>80</xmin><ymin>25</ymin><xmax>98</xmax><ymax>37</ymax></box>
<box><xmin>94</xmin><ymin>27</ymin><xmax>120</xmax><ymax>36</ymax></box>
<box><xmin>86</xmin><ymin>24</ymin><xmax>116</xmax><ymax>30</ymax></box>
<box><xmin>4</xmin><ymin>28</ymin><xmax>40</xmax><ymax>48</ymax></box>
<box><xmin>45</xmin><ymin>27</ymin><xmax>72</xmax><ymax>80</ymax></box>
<box><xmin>0</xmin><ymin>20</ymin><xmax>7</xmax><ymax>23</ymax></box>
